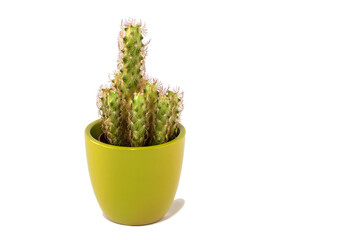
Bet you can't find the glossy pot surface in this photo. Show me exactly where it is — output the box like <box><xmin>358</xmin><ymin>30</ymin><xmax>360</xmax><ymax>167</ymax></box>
<box><xmin>85</xmin><ymin>119</ymin><xmax>185</xmax><ymax>225</ymax></box>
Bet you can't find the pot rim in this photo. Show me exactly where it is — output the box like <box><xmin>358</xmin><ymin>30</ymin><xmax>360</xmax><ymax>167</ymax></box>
<box><xmin>85</xmin><ymin>119</ymin><xmax>186</xmax><ymax>150</ymax></box>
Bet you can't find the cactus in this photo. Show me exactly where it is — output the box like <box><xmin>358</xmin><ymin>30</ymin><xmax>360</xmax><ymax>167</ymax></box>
<box><xmin>97</xmin><ymin>19</ymin><xmax>183</xmax><ymax>147</ymax></box>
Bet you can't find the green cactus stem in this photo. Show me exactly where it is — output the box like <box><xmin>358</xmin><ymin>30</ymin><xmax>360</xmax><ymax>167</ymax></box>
<box><xmin>144</xmin><ymin>82</ymin><xmax>158</xmax><ymax>145</ymax></box>
<box><xmin>98</xmin><ymin>88</ymin><xmax>109</xmax><ymax>120</ymax></box>
<box><xmin>130</xmin><ymin>92</ymin><xmax>146</xmax><ymax>147</ymax></box>
<box><xmin>166</xmin><ymin>90</ymin><xmax>180</xmax><ymax>141</ymax></box>
<box><xmin>153</xmin><ymin>93</ymin><xmax>170</xmax><ymax>145</ymax></box>
<box><xmin>115</xmin><ymin>20</ymin><xmax>147</xmax><ymax>96</ymax></box>
<box><xmin>98</xmin><ymin>88</ymin><xmax>110</xmax><ymax>139</ymax></box>
<box><xmin>114</xmin><ymin>77</ymin><xmax>132</xmax><ymax>146</ymax></box>
<box><xmin>98</xmin><ymin>89</ymin><xmax>123</xmax><ymax>145</ymax></box>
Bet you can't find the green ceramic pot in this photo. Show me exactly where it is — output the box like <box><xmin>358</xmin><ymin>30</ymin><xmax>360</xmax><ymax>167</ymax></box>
<box><xmin>84</xmin><ymin>119</ymin><xmax>185</xmax><ymax>225</ymax></box>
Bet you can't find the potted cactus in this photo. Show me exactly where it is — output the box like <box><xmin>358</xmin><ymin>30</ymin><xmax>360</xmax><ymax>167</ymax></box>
<box><xmin>84</xmin><ymin>19</ymin><xmax>185</xmax><ymax>226</ymax></box>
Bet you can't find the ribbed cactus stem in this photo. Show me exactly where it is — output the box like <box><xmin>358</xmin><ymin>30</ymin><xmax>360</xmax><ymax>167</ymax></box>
<box><xmin>119</xmin><ymin>94</ymin><xmax>132</xmax><ymax>146</ymax></box>
<box><xmin>130</xmin><ymin>93</ymin><xmax>147</xmax><ymax>147</ymax></box>
<box><xmin>98</xmin><ymin>89</ymin><xmax>123</xmax><ymax>145</ymax></box>
<box><xmin>153</xmin><ymin>94</ymin><xmax>170</xmax><ymax>145</ymax></box>
<box><xmin>144</xmin><ymin>82</ymin><xmax>158</xmax><ymax>145</ymax></box>
<box><xmin>98</xmin><ymin>89</ymin><xmax>108</xmax><ymax>140</ymax></box>
<box><xmin>98</xmin><ymin>88</ymin><xmax>109</xmax><ymax>119</ymax></box>
<box><xmin>166</xmin><ymin>90</ymin><xmax>180</xmax><ymax>141</ymax></box>
<box><xmin>111</xmin><ymin>76</ymin><xmax>132</xmax><ymax>146</ymax></box>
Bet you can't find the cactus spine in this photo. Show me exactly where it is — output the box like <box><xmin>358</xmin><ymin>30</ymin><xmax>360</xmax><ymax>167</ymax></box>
<box><xmin>97</xmin><ymin>19</ymin><xmax>183</xmax><ymax>147</ymax></box>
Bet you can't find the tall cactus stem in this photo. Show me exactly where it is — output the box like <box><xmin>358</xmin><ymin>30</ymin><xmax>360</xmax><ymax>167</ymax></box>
<box><xmin>116</xmin><ymin>20</ymin><xmax>147</xmax><ymax>96</ymax></box>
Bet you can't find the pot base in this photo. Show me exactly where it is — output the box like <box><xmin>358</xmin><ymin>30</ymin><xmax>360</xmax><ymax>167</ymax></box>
<box><xmin>103</xmin><ymin>213</ymin><xmax>164</xmax><ymax>226</ymax></box>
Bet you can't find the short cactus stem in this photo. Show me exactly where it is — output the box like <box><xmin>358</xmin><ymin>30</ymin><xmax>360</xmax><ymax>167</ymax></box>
<box><xmin>166</xmin><ymin>90</ymin><xmax>180</xmax><ymax>141</ymax></box>
<box><xmin>153</xmin><ymin>94</ymin><xmax>170</xmax><ymax>145</ymax></box>
<box><xmin>130</xmin><ymin>93</ymin><xmax>147</xmax><ymax>147</ymax></box>
<box><xmin>98</xmin><ymin>89</ymin><xmax>123</xmax><ymax>145</ymax></box>
<box><xmin>144</xmin><ymin>82</ymin><xmax>158</xmax><ymax>145</ymax></box>
<box><xmin>114</xmin><ymin>77</ymin><xmax>132</xmax><ymax>146</ymax></box>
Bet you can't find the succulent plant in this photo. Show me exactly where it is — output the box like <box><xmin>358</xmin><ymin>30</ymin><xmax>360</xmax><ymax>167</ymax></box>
<box><xmin>97</xmin><ymin>19</ymin><xmax>183</xmax><ymax>147</ymax></box>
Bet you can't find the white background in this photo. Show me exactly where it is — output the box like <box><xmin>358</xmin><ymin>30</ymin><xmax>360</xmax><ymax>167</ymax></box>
<box><xmin>0</xmin><ymin>0</ymin><xmax>359</xmax><ymax>239</ymax></box>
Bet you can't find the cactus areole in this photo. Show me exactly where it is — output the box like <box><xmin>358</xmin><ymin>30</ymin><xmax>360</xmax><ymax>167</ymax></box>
<box><xmin>97</xmin><ymin>19</ymin><xmax>184</xmax><ymax>147</ymax></box>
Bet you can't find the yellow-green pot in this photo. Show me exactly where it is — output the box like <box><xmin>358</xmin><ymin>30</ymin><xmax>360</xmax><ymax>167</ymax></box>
<box><xmin>84</xmin><ymin>119</ymin><xmax>185</xmax><ymax>225</ymax></box>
